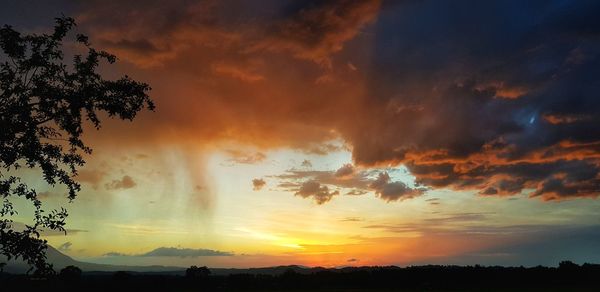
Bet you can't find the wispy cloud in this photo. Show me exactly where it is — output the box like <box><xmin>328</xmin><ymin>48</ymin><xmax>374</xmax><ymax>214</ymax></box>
<box><xmin>58</xmin><ymin>242</ymin><xmax>73</xmax><ymax>252</ymax></box>
<box><xmin>8</xmin><ymin>222</ymin><xmax>87</xmax><ymax>236</ymax></box>
<box><xmin>109</xmin><ymin>224</ymin><xmax>189</xmax><ymax>236</ymax></box>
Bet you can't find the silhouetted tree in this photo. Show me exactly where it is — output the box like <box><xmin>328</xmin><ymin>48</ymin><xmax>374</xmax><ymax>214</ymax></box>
<box><xmin>59</xmin><ymin>265</ymin><xmax>82</xmax><ymax>281</ymax></box>
<box><xmin>559</xmin><ymin>260</ymin><xmax>579</xmax><ymax>270</ymax></box>
<box><xmin>186</xmin><ymin>265</ymin><xmax>211</xmax><ymax>279</ymax></box>
<box><xmin>0</xmin><ymin>17</ymin><xmax>154</xmax><ymax>273</ymax></box>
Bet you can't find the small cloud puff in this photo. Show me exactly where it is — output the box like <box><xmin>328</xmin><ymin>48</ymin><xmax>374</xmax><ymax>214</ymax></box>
<box><xmin>105</xmin><ymin>175</ymin><xmax>137</xmax><ymax>190</ymax></box>
<box><xmin>252</xmin><ymin>178</ymin><xmax>266</xmax><ymax>191</ymax></box>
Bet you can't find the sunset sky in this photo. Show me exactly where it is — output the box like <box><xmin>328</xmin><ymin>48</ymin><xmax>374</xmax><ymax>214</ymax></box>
<box><xmin>3</xmin><ymin>0</ymin><xmax>600</xmax><ymax>268</ymax></box>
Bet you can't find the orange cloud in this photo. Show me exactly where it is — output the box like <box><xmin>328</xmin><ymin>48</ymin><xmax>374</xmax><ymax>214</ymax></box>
<box><xmin>212</xmin><ymin>62</ymin><xmax>265</xmax><ymax>83</ymax></box>
<box><xmin>69</xmin><ymin>0</ymin><xmax>600</xmax><ymax>203</ymax></box>
<box><xmin>225</xmin><ymin>150</ymin><xmax>267</xmax><ymax>165</ymax></box>
<box><xmin>252</xmin><ymin>178</ymin><xmax>266</xmax><ymax>191</ymax></box>
<box><xmin>105</xmin><ymin>175</ymin><xmax>137</xmax><ymax>190</ymax></box>
<box><xmin>77</xmin><ymin>169</ymin><xmax>107</xmax><ymax>190</ymax></box>
<box><xmin>247</xmin><ymin>0</ymin><xmax>381</xmax><ymax>68</ymax></box>
<box><xmin>74</xmin><ymin>1</ymin><xmax>373</xmax><ymax>155</ymax></box>
<box><xmin>543</xmin><ymin>114</ymin><xmax>590</xmax><ymax>125</ymax></box>
<box><xmin>401</xmin><ymin>139</ymin><xmax>600</xmax><ymax>200</ymax></box>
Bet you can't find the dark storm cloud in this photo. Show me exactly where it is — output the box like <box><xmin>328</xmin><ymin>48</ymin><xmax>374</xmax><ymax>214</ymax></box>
<box><xmin>3</xmin><ymin>0</ymin><xmax>599</xmax><ymax>201</ymax></box>
<box><xmin>345</xmin><ymin>0</ymin><xmax>600</xmax><ymax>200</ymax></box>
<box><xmin>67</xmin><ymin>0</ymin><xmax>376</xmax><ymax>153</ymax></box>
<box><xmin>0</xmin><ymin>0</ymin><xmax>75</xmax><ymax>28</ymax></box>
<box><xmin>101</xmin><ymin>38</ymin><xmax>167</xmax><ymax>56</ymax></box>
<box><xmin>249</xmin><ymin>0</ymin><xmax>381</xmax><ymax>67</ymax></box>
<box><xmin>73</xmin><ymin>0</ymin><xmax>380</xmax><ymax>69</ymax></box>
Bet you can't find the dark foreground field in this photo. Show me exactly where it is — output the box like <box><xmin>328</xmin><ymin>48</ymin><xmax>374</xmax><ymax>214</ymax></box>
<box><xmin>2</xmin><ymin>262</ymin><xmax>599</xmax><ymax>291</ymax></box>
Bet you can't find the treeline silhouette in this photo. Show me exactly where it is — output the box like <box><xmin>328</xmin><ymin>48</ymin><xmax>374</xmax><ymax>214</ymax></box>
<box><xmin>1</xmin><ymin>261</ymin><xmax>599</xmax><ymax>291</ymax></box>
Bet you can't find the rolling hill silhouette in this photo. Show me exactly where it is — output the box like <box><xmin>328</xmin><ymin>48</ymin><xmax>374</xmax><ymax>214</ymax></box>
<box><xmin>3</xmin><ymin>247</ymin><xmax>600</xmax><ymax>291</ymax></box>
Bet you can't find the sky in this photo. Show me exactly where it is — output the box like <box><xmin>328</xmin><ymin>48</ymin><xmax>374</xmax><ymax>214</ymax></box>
<box><xmin>2</xmin><ymin>0</ymin><xmax>600</xmax><ymax>268</ymax></box>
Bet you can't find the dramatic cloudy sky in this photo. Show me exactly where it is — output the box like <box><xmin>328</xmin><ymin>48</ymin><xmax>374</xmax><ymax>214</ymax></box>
<box><xmin>3</xmin><ymin>0</ymin><xmax>600</xmax><ymax>267</ymax></box>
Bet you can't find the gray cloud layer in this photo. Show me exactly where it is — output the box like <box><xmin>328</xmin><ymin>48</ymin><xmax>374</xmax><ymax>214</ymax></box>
<box><xmin>104</xmin><ymin>247</ymin><xmax>234</xmax><ymax>258</ymax></box>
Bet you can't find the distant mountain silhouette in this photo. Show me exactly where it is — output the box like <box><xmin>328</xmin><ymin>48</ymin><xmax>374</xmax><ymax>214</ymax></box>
<box><xmin>1</xmin><ymin>245</ymin><xmax>185</xmax><ymax>274</ymax></box>
<box><xmin>1</xmin><ymin>246</ymin><xmax>322</xmax><ymax>275</ymax></box>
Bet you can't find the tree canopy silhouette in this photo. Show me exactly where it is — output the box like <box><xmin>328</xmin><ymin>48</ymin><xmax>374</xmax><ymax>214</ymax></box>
<box><xmin>59</xmin><ymin>265</ymin><xmax>82</xmax><ymax>281</ymax></box>
<box><xmin>0</xmin><ymin>17</ymin><xmax>154</xmax><ymax>273</ymax></box>
<box><xmin>186</xmin><ymin>265</ymin><xmax>211</xmax><ymax>279</ymax></box>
